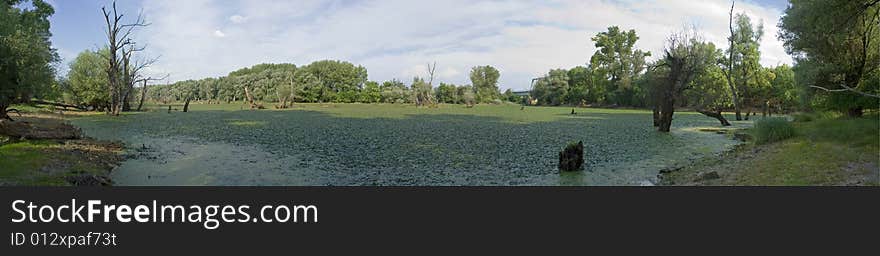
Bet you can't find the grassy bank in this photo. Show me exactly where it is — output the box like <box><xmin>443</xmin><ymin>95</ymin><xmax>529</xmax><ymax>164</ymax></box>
<box><xmin>662</xmin><ymin>113</ymin><xmax>879</xmax><ymax>185</ymax></box>
<box><xmin>0</xmin><ymin>105</ymin><xmax>123</xmax><ymax>186</ymax></box>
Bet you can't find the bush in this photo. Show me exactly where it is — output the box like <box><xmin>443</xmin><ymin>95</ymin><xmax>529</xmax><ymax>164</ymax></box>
<box><xmin>752</xmin><ymin>117</ymin><xmax>796</xmax><ymax>144</ymax></box>
<box><xmin>791</xmin><ymin>112</ymin><xmax>814</xmax><ymax>122</ymax></box>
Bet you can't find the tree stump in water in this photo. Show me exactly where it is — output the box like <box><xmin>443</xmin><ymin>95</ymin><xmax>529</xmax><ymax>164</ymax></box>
<box><xmin>558</xmin><ymin>141</ymin><xmax>584</xmax><ymax>172</ymax></box>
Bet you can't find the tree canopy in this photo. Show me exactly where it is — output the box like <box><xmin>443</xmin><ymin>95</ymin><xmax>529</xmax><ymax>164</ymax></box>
<box><xmin>0</xmin><ymin>0</ymin><xmax>58</xmax><ymax>120</ymax></box>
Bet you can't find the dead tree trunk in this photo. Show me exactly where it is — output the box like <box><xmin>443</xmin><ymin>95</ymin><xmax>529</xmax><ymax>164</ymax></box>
<box><xmin>137</xmin><ymin>80</ymin><xmax>147</xmax><ymax>111</ymax></box>
<box><xmin>697</xmin><ymin>109</ymin><xmax>732</xmax><ymax>126</ymax></box>
<box><xmin>243</xmin><ymin>86</ymin><xmax>259</xmax><ymax>109</ymax></box>
<box><xmin>725</xmin><ymin>1</ymin><xmax>743</xmax><ymax>121</ymax></box>
<box><xmin>30</xmin><ymin>100</ymin><xmax>86</xmax><ymax>110</ymax></box>
<box><xmin>102</xmin><ymin>1</ymin><xmax>147</xmax><ymax>116</ymax></box>
<box><xmin>183</xmin><ymin>97</ymin><xmax>191</xmax><ymax>112</ymax></box>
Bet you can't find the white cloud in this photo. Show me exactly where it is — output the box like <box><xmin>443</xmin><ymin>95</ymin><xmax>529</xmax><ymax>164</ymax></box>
<box><xmin>229</xmin><ymin>15</ymin><xmax>248</xmax><ymax>24</ymax></box>
<box><xmin>138</xmin><ymin>0</ymin><xmax>793</xmax><ymax>90</ymax></box>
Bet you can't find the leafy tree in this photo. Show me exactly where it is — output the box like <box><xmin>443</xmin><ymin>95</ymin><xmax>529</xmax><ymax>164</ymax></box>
<box><xmin>532</xmin><ymin>69</ymin><xmax>569</xmax><ymax>106</ymax></box>
<box><xmin>723</xmin><ymin>12</ymin><xmax>764</xmax><ymax>120</ymax></box>
<box><xmin>683</xmin><ymin>58</ymin><xmax>734</xmax><ymax>125</ymax></box>
<box><xmin>359</xmin><ymin>81</ymin><xmax>381</xmax><ymax>103</ymax></box>
<box><xmin>67</xmin><ymin>49</ymin><xmax>110</xmax><ymax>110</ymax></box>
<box><xmin>0</xmin><ymin>0</ymin><xmax>58</xmax><ymax>120</ymax></box>
<box><xmin>300</xmin><ymin>60</ymin><xmax>367</xmax><ymax>103</ymax></box>
<box><xmin>779</xmin><ymin>0</ymin><xmax>880</xmax><ymax>116</ymax></box>
<box><xmin>590</xmin><ymin>26</ymin><xmax>651</xmax><ymax>106</ymax></box>
<box><xmin>459</xmin><ymin>85</ymin><xmax>476</xmax><ymax>107</ymax></box>
<box><xmin>566</xmin><ymin>66</ymin><xmax>592</xmax><ymax>105</ymax></box>
<box><xmin>652</xmin><ymin>30</ymin><xmax>717</xmax><ymax>132</ymax></box>
<box><xmin>768</xmin><ymin>65</ymin><xmax>797</xmax><ymax>112</ymax></box>
<box><xmin>380</xmin><ymin>79</ymin><xmax>409</xmax><ymax>104</ymax></box>
<box><xmin>435</xmin><ymin>83</ymin><xmax>458</xmax><ymax>104</ymax></box>
<box><xmin>469</xmin><ymin>65</ymin><xmax>500</xmax><ymax>103</ymax></box>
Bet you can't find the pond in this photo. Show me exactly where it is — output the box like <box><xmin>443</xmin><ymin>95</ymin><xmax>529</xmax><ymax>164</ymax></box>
<box><xmin>71</xmin><ymin>104</ymin><xmax>750</xmax><ymax>186</ymax></box>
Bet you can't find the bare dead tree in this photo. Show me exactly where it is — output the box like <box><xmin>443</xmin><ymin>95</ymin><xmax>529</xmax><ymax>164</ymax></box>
<box><xmin>102</xmin><ymin>1</ymin><xmax>149</xmax><ymax>116</ymax></box>
<box><xmin>427</xmin><ymin>61</ymin><xmax>437</xmax><ymax>86</ymax></box>
<box><xmin>425</xmin><ymin>61</ymin><xmax>437</xmax><ymax>106</ymax></box>
<box><xmin>121</xmin><ymin>44</ymin><xmax>159</xmax><ymax>112</ymax></box>
<box><xmin>136</xmin><ymin>74</ymin><xmax>168</xmax><ymax>112</ymax></box>
<box><xmin>413</xmin><ymin>62</ymin><xmax>438</xmax><ymax>107</ymax></box>
<box><xmin>720</xmin><ymin>0</ymin><xmax>743</xmax><ymax>120</ymax></box>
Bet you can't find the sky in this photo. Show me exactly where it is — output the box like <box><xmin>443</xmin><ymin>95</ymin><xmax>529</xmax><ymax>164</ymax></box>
<box><xmin>47</xmin><ymin>0</ymin><xmax>792</xmax><ymax>91</ymax></box>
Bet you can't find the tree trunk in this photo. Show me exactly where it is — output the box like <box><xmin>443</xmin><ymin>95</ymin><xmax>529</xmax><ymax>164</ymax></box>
<box><xmin>122</xmin><ymin>93</ymin><xmax>131</xmax><ymax>112</ymax></box>
<box><xmin>30</xmin><ymin>100</ymin><xmax>85</xmax><ymax>110</ymax></box>
<box><xmin>183</xmin><ymin>97</ymin><xmax>191</xmax><ymax>112</ymax></box>
<box><xmin>847</xmin><ymin>107</ymin><xmax>863</xmax><ymax>117</ymax></box>
<box><xmin>697</xmin><ymin>109</ymin><xmax>732</xmax><ymax>126</ymax></box>
<box><xmin>657</xmin><ymin>96</ymin><xmax>675</xmax><ymax>132</ymax></box>
<box><xmin>244</xmin><ymin>86</ymin><xmax>256</xmax><ymax>109</ymax></box>
<box><xmin>727</xmin><ymin>1</ymin><xmax>742</xmax><ymax>121</ymax></box>
<box><xmin>137</xmin><ymin>82</ymin><xmax>147</xmax><ymax>111</ymax></box>
<box><xmin>652</xmin><ymin>106</ymin><xmax>660</xmax><ymax>127</ymax></box>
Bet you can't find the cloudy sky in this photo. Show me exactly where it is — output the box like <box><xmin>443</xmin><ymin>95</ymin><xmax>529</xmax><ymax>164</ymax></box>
<box><xmin>49</xmin><ymin>0</ymin><xmax>791</xmax><ymax>91</ymax></box>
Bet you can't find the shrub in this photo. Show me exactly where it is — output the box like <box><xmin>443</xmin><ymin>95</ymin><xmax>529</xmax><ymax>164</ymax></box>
<box><xmin>791</xmin><ymin>112</ymin><xmax>814</xmax><ymax>122</ymax></box>
<box><xmin>752</xmin><ymin>117</ymin><xmax>796</xmax><ymax>144</ymax></box>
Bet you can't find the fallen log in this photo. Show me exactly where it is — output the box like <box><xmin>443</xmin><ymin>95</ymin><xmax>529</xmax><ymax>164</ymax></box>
<box><xmin>30</xmin><ymin>100</ymin><xmax>86</xmax><ymax>110</ymax></box>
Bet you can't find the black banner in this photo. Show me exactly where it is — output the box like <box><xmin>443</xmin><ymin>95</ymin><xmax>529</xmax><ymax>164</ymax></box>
<box><xmin>2</xmin><ymin>187</ymin><xmax>878</xmax><ymax>254</ymax></box>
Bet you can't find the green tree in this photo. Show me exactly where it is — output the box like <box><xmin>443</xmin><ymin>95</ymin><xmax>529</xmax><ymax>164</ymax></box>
<box><xmin>359</xmin><ymin>81</ymin><xmax>381</xmax><ymax>103</ymax></box>
<box><xmin>435</xmin><ymin>83</ymin><xmax>458</xmax><ymax>104</ymax></box>
<box><xmin>300</xmin><ymin>60</ymin><xmax>367</xmax><ymax>103</ymax></box>
<box><xmin>67</xmin><ymin>49</ymin><xmax>111</xmax><ymax>110</ymax></box>
<box><xmin>0</xmin><ymin>0</ymin><xmax>57</xmax><ymax>120</ymax></box>
<box><xmin>566</xmin><ymin>66</ymin><xmax>592</xmax><ymax>105</ymax></box>
<box><xmin>653</xmin><ymin>30</ymin><xmax>717</xmax><ymax>132</ymax></box>
<box><xmin>469</xmin><ymin>65</ymin><xmax>500</xmax><ymax>103</ymax></box>
<box><xmin>589</xmin><ymin>26</ymin><xmax>651</xmax><ymax>106</ymax></box>
<box><xmin>768</xmin><ymin>65</ymin><xmax>797</xmax><ymax>112</ymax></box>
<box><xmin>532</xmin><ymin>69</ymin><xmax>569</xmax><ymax>106</ymax></box>
<box><xmin>779</xmin><ymin>0</ymin><xmax>880</xmax><ymax>116</ymax></box>
<box><xmin>723</xmin><ymin>13</ymin><xmax>764</xmax><ymax>120</ymax></box>
<box><xmin>409</xmin><ymin>77</ymin><xmax>433</xmax><ymax>106</ymax></box>
<box><xmin>380</xmin><ymin>79</ymin><xmax>408</xmax><ymax>104</ymax></box>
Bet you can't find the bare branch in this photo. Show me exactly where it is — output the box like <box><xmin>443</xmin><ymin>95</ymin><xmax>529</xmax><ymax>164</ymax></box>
<box><xmin>810</xmin><ymin>84</ymin><xmax>880</xmax><ymax>99</ymax></box>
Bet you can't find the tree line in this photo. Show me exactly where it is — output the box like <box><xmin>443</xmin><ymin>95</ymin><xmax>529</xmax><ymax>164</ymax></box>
<box><xmin>130</xmin><ymin>62</ymin><xmax>508</xmax><ymax>109</ymax></box>
<box><xmin>2</xmin><ymin>0</ymin><xmax>876</xmax><ymax>130</ymax></box>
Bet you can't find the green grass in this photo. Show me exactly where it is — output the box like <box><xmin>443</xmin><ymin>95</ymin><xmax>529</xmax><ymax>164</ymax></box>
<box><xmin>752</xmin><ymin>117</ymin><xmax>796</xmax><ymax>144</ymax></box>
<box><xmin>0</xmin><ymin>140</ymin><xmax>69</xmax><ymax>185</ymax></box>
<box><xmin>72</xmin><ymin>103</ymin><xmax>750</xmax><ymax>185</ymax></box>
<box><xmin>682</xmin><ymin>113</ymin><xmax>879</xmax><ymax>186</ymax></box>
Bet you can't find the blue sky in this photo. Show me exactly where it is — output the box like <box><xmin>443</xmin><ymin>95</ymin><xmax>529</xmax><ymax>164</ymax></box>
<box><xmin>48</xmin><ymin>0</ymin><xmax>792</xmax><ymax>90</ymax></box>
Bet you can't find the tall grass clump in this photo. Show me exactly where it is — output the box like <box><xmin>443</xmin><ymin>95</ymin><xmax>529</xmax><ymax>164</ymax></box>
<box><xmin>791</xmin><ymin>112</ymin><xmax>815</xmax><ymax>122</ymax></box>
<box><xmin>752</xmin><ymin>117</ymin><xmax>796</xmax><ymax>144</ymax></box>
